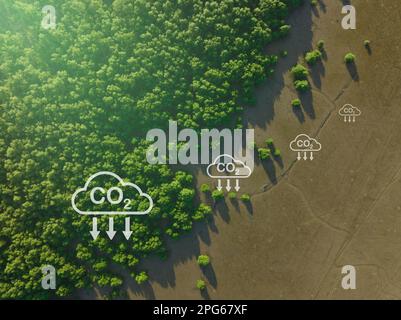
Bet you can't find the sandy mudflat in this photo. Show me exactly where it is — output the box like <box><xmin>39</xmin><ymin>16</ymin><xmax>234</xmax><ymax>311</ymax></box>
<box><xmin>126</xmin><ymin>0</ymin><xmax>401</xmax><ymax>299</ymax></box>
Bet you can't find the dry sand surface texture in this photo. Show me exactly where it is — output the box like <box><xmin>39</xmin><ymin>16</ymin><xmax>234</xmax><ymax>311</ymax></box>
<box><xmin>130</xmin><ymin>0</ymin><xmax>401</xmax><ymax>299</ymax></box>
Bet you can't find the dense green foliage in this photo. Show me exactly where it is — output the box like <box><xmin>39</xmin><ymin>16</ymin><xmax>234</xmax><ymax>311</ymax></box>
<box><xmin>0</xmin><ymin>0</ymin><xmax>301</xmax><ymax>299</ymax></box>
<box><xmin>290</xmin><ymin>63</ymin><xmax>309</xmax><ymax>80</ymax></box>
<box><xmin>134</xmin><ymin>271</ymin><xmax>149</xmax><ymax>284</ymax></box>
<box><xmin>294</xmin><ymin>79</ymin><xmax>310</xmax><ymax>92</ymax></box>
<box><xmin>305</xmin><ymin>49</ymin><xmax>322</xmax><ymax>65</ymax></box>
<box><xmin>193</xmin><ymin>203</ymin><xmax>212</xmax><ymax>221</ymax></box>
<box><xmin>211</xmin><ymin>190</ymin><xmax>225</xmax><ymax>202</ymax></box>
<box><xmin>200</xmin><ymin>184</ymin><xmax>211</xmax><ymax>194</ymax></box>
<box><xmin>258</xmin><ymin>147</ymin><xmax>271</xmax><ymax>160</ymax></box>
<box><xmin>291</xmin><ymin>64</ymin><xmax>310</xmax><ymax>92</ymax></box>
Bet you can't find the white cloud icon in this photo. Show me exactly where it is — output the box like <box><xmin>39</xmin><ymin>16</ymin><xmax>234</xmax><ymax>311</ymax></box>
<box><xmin>339</xmin><ymin>104</ymin><xmax>361</xmax><ymax>117</ymax></box>
<box><xmin>206</xmin><ymin>154</ymin><xmax>252</xmax><ymax>179</ymax></box>
<box><xmin>290</xmin><ymin>134</ymin><xmax>322</xmax><ymax>152</ymax></box>
<box><xmin>71</xmin><ymin>171</ymin><xmax>153</xmax><ymax>215</ymax></box>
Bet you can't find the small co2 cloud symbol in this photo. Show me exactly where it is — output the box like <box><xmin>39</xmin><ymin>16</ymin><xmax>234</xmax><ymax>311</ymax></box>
<box><xmin>71</xmin><ymin>171</ymin><xmax>153</xmax><ymax>215</ymax></box>
<box><xmin>339</xmin><ymin>104</ymin><xmax>361</xmax><ymax>123</ymax></box>
<box><xmin>290</xmin><ymin>134</ymin><xmax>322</xmax><ymax>161</ymax></box>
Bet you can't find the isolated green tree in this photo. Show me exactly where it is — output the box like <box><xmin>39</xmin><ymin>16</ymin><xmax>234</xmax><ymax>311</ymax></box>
<box><xmin>196</xmin><ymin>279</ymin><xmax>207</xmax><ymax>290</ymax></box>
<box><xmin>291</xmin><ymin>98</ymin><xmax>302</xmax><ymax>108</ymax></box>
<box><xmin>344</xmin><ymin>53</ymin><xmax>356</xmax><ymax>63</ymax></box>
<box><xmin>197</xmin><ymin>255</ymin><xmax>211</xmax><ymax>267</ymax></box>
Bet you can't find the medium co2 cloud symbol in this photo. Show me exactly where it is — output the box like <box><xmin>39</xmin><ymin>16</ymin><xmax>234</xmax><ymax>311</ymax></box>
<box><xmin>71</xmin><ymin>171</ymin><xmax>153</xmax><ymax>215</ymax></box>
<box><xmin>206</xmin><ymin>154</ymin><xmax>252</xmax><ymax>179</ymax></box>
<box><xmin>290</xmin><ymin>134</ymin><xmax>322</xmax><ymax>152</ymax></box>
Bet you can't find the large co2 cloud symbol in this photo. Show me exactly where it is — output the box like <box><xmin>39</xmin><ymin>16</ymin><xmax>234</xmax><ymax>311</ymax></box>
<box><xmin>71</xmin><ymin>171</ymin><xmax>153</xmax><ymax>215</ymax></box>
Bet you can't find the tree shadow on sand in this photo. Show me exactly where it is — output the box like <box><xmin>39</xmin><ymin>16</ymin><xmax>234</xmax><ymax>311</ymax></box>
<box><xmin>318</xmin><ymin>0</ymin><xmax>327</xmax><ymax>13</ymax></box>
<box><xmin>299</xmin><ymin>89</ymin><xmax>316</xmax><ymax>119</ymax></box>
<box><xmin>365</xmin><ymin>43</ymin><xmax>372</xmax><ymax>56</ymax></box>
<box><xmin>255</xmin><ymin>155</ymin><xmax>277</xmax><ymax>186</ymax></box>
<box><xmin>310</xmin><ymin>60</ymin><xmax>326</xmax><ymax>89</ymax></box>
<box><xmin>243</xmin><ymin>200</ymin><xmax>253</xmax><ymax>214</ymax></box>
<box><xmin>229</xmin><ymin>197</ymin><xmax>240</xmax><ymax>212</ymax></box>
<box><xmin>244</xmin><ymin>3</ymin><xmax>314</xmax><ymax>130</ymax></box>
<box><xmin>346</xmin><ymin>62</ymin><xmax>359</xmax><ymax>81</ymax></box>
<box><xmin>273</xmin><ymin>154</ymin><xmax>284</xmax><ymax>169</ymax></box>
<box><xmin>292</xmin><ymin>104</ymin><xmax>306</xmax><ymax>123</ymax></box>
<box><xmin>201</xmin><ymin>288</ymin><xmax>211</xmax><ymax>300</ymax></box>
<box><xmin>262</xmin><ymin>159</ymin><xmax>278</xmax><ymax>185</ymax></box>
<box><xmin>214</xmin><ymin>199</ymin><xmax>230</xmax><ymax>223</ymax></box>
<box><xmin>201</xmin><ymin>264</ymin><xmax>218</xmax><ymax>288</ymax></box>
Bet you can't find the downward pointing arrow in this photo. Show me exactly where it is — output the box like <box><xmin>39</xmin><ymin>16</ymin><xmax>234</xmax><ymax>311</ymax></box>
<box><xmin>106</xmin><ymin>217</ymin><xmax>116</xmax><ymax>240</ymax></box>
<box><xmin>310</xmin><ymin>152</ymin><xmax>314</xmax><ymax>161</ymax></box>
<box><xmin>123</xmin><ymin>217</ymin><xmax>133</xmax><ymax>240</ymax></box>
<box><xmin>90</xmin><ymin>217</ymin><xmax>100</xmax><ymax>240</ymax></box>
<box><xmin>217</xmin><ymin>179</ymin><xmax>222</xmax><ymax>191</ymax></box>
<box><xmin>234</xmin><ymin>179</ymin><xmax>240</xmax><ymax>191</ymax></box>
<box><xmin>297</xmin><ymin>152</ymin><xmax>301</xmax><ymax>161</ymax></box>
<box><xmin>303</xmin><ymin>152</ymin><xmax>308</xmax><ymax>161</ymax></box>
<box><xmin>226</xmin><ymin>179</ymin><xmax>231</xmax><ymax>191</ymax></box>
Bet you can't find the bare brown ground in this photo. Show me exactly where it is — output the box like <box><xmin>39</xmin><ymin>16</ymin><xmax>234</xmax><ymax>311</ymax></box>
<box><xmin>122</xmin><ymin>0</ymin><xmax>401</xmax><ymax>300</ymax></box>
